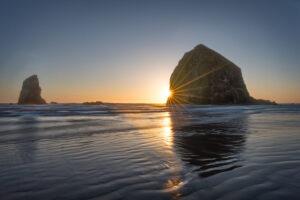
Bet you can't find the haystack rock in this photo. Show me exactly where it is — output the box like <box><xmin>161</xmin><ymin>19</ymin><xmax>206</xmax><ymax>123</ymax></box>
<box><xmin>167</xmin><ymin>44</ymin><xmax>275</xmax><ymax>105</ymax></box>
<box><xmin>18</xmin><ymin>75</ymin><xmax>46</xmax><ymax>104</ymax></box>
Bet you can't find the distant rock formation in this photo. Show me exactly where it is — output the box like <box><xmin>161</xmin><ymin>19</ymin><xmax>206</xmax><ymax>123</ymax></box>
<box><xmin>18</xmin><ymin>75</ymin><xmax>46</xmax><ymax>104</ymax></box>
<box><xmin>167</xmin><ymin>44</ymin><xmax>276</xmax><ymax>105</ymax></box>
<box><xmin>82</xmin><ymin>101</ymin><xmax>103</xmax><ymax>105</ymax></box>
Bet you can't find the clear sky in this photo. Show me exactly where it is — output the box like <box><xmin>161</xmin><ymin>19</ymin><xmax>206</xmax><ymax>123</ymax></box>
<box><xmin>0</xmin><ymin>0</ymin><xmax>299</xmax><ymax>103</ymax></box>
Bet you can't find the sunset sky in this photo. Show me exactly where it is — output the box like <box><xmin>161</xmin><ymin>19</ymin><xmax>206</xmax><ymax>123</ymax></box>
<box><xmin>0</xmin><ymin>0</ymin><xmax>299</xmax><ymax>103</ymax></box>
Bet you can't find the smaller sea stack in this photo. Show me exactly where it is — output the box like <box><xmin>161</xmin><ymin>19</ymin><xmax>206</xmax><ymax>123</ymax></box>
<box><xmin>18</xmin><ymin>75</ymin><xmax>46</xmax><ymax>105</ymax></box>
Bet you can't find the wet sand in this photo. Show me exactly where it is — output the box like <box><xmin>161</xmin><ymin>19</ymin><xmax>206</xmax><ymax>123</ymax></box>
<box><xmin>0</xmin><ymin>104</ymin><xmax>299</xmax><ymax>199</ymax></box>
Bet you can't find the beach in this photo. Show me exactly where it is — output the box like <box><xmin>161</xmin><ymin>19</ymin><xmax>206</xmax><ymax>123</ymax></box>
<box><xmin>0</xmin><ymin>104</ymin><xmax>299</xmax><ymax>199</ymax></box>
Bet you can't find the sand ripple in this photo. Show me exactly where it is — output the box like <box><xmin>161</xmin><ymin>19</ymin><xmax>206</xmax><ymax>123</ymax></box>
<box><xmin>0</xmin><ymin>104</ymin><xmax>299</xmax><ymax>199</ymax></box>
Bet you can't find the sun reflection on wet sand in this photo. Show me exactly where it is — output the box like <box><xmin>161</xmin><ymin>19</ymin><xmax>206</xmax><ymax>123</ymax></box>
<box><xmin>163</xmin><ymin>176</ymin><xmax>184</xmax><ymax>199</ymax></box>
<box><xmin>112</xmin><ymin>105</ymin><xmax>184</xmax><ymax>199</ymax></box>
<box><xmin>161</xmin><ymin>111</ymin><xmax>185</xmax><ymax>199</ymax></box>
<box><xmin>162</xmin><ymin>112</ymin><xmax>173</xmax><ymax>146</ymax></box>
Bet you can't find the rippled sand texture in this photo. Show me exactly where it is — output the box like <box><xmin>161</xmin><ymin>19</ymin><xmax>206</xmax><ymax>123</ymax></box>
<box><xmin>0</xmin><ymin>104</ymin><xmax>299</xmax><ymax>200</ymax></box>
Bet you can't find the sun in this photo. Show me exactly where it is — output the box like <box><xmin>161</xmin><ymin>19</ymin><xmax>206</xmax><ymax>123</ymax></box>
<box><xmin>161</xmin><ymin>88</ymin><xmax>172</xmax><ymax>103</ymax></box>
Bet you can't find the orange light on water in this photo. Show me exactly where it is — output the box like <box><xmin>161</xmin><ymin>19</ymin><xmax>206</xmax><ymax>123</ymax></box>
<box><xmin>162</xmin><ymin>112</ymin><xmax>173</xmax><ymax>146</ymax></box>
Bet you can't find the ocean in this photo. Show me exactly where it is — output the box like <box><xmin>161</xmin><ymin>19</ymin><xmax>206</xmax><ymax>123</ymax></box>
<box><xmin>0</xmin><ymin>103</ymin><xmax>299</xmax><ymax>200</ymax></box>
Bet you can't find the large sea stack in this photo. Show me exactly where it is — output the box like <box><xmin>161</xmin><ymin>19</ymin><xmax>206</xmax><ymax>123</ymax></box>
<box><xmin>18</xmin><ymin>75</ymin><xmax>46</xmax><ymax>104</ymax></box>
<box><xmin>167</xmin><ymin>44</ymin><xmax>275</xmax><ymax>105</ymax></box>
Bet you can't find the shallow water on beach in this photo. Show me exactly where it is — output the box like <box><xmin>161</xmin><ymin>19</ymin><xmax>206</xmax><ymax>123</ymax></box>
<box><xmin>0</xmin><ymin>103</ymin><xmax>299</xmax><ymax>200</ymax></box>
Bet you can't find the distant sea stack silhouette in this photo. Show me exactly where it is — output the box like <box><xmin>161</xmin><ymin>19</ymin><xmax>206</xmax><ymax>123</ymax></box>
<box><xmin>167</xmin><ymin>44</ymin><xmax>275</xmax><ymax>105</ymax></box>
<box><xmin>18</xmin><ymin>75</ymin><xmax>46</xmax><ymax>104</ymax></box>
<box><xmin>82</xmin><ymin>101</ymin><xmax>103</xmax><ymax>105</ymax></box>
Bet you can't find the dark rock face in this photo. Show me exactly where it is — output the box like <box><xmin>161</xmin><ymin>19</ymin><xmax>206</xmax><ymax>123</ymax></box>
<box><xmin>18</xmin><ymin>75</ymin><xmax>46</xmax><ymax>104</ymax></box>
<box><xmin>167</xmin><ymin>44</ymin><xmax>275</xmax><ymax>105</ymax></box>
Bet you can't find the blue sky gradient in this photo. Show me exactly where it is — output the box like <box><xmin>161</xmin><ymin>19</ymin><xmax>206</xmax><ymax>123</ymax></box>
<box><xmin>0</xmin><ymin>0</ymin><xmax>299</xmax><ymax>103</ymax></box>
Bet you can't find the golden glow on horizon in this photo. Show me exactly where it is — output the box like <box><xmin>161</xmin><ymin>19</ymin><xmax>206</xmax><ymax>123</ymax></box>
<box><xmin>1</xmin><ymin>74</ymin><xmax>300</xmax><ymax>103</ymax></box>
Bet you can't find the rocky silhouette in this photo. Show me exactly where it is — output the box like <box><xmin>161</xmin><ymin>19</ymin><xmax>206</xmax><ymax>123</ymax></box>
<box><xmin>167</xmin><ymin>44</ymin><xmax>275</xmax><ymax>105</ymax></box>
<box><xmin>82</xmin><ymin>101</ymin><xmax>103</xmax><ymax>105</ymax></box>
<box><xmin>18</xmin><ymin>75</ymin><xmax>46</xmax><ymax>104</ymax></box>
